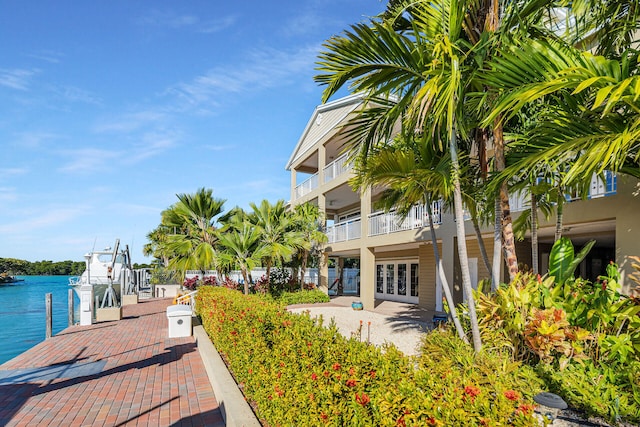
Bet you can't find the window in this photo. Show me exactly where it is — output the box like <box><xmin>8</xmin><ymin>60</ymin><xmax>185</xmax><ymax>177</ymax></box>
<box><xmin>398</xmin><ymin>264</ymin><xmax>407</xmax><ymax>296</ymax></box>
<box><xmin>410</xmin><ymin>263</ymin><xmax>419</xmax><ymax>297</ymax></box>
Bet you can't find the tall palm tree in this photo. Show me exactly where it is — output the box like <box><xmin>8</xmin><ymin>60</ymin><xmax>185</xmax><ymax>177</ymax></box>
<box><xmin>316</xmin><ymin>0</ymin><xmax>490</xmax><ymax>351</ymax></box>
<box><xmin>248</xmin><ymin>199</ymin><xmax>304</xmax><ymax>293</ymax></box>
<box><xmin>351</xmin><ymin>135</ymin><xmax>470</xmax><ymax>343</ymax></box>
<box><xmin>163</xmin><ymin>188</ymin><xmax>227</xmax><ymax>280</ymax></box>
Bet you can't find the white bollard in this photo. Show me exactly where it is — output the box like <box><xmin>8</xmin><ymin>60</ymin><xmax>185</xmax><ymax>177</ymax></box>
<box><xmin>80</xmin><ymin>285</ymin><xmax>94</xmax><ymax>326</ymax></box>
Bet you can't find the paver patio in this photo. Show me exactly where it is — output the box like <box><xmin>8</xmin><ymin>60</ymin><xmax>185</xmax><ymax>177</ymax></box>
<box><xmin>0</xmin><ymin>298</ymin><xmax>224</xmax><ymax>427</ymax></box>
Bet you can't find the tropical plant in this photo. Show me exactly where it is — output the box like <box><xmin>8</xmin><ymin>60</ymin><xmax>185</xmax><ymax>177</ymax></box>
<box><xmin>548</xmin><ymin>237</ymin><xmax>596</xmax><ymax>285</ymax></box>
<box><xmin>217</xmin><ymin>220</ymin><xmax>263</xmax><ymax>295</ymax></box>
<box><xmin>248</xmin><ymin>199</ymin><xmax>305</xmax><ymax>293</ymax></box>
<box><xmin>291</xmin><ymin>203</ymin><xmax>327</xmax><ymax>288</ymax></box>
<box><xmin>162</xmin><ymin>188</ymin><xmax>226</xmax><ymax>279</ymax></box>
<box><xmin>350</xmin><ymin>135</ymin><xmax>469</xmax><ymax>344</ymax></box>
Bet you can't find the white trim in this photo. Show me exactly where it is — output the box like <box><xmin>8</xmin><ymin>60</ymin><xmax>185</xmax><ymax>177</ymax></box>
<box><xmin>286</xmin><ymin>94</ymin><xmax>364</xmax><ymax>170</ymax></box>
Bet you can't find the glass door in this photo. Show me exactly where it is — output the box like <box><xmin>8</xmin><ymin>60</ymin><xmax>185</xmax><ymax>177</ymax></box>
<box><xmin>375</xmin><ymin>260</ymin><xmax>419</xmax><ymax>303</ymax></box>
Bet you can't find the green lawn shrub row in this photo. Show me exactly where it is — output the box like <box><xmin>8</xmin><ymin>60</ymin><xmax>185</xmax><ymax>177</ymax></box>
<box><xmin>197</xmin><ymin>287</ymin><xmax>542</xmax><ymax>426</ymax></box>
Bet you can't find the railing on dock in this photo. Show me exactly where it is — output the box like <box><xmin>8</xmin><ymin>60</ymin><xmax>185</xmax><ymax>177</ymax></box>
<box><xmin>176</xmin><ymin>290</ymin><xmax>198</xmax><ymax>308</ymax></box>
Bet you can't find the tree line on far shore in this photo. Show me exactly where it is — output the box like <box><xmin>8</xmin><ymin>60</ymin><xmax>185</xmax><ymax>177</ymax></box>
<box><xmin>0</xmin><ymin>258</ymin><xmax>86</xmax><ymax>276</ymax></box>
<box><xmin>0</xmin><ymin>258</ymin><xmax>153</xmax><ymax>276</ymax></box>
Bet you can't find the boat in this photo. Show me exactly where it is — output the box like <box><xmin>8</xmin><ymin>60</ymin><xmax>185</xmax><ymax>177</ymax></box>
<box><xmin>69</xmin><ymin>239</ymin><xmax>135</xmax><ymax>308</ymax></box>
<box><xmin>0</xmin><ymin>273</ymin><xmax>24</xmax><ymax>284</ymax></box>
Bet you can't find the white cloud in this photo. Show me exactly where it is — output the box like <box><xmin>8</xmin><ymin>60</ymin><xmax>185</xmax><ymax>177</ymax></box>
<box><xmin>168</xmin><ymin>45</ymin><xmax>318</xmax><ymax>110</ymax></box>
<box><xmin>51</xmin><ymin>85</ymin><xmax>102</xmax><ymax>105</ymax></box>
<box><xmin>13</xmin><ymin>131</ymin><xmax>61</xmax><ymax>149</ymax></box>
<box><xmin>0</xmin><ymin>207</ymin><xmax>85</xmax><ymax>234</ymax></box>
<box><xmin>138</xmin><ymin>10</ymin><xmax>236</xmax><ymax>33</ymax></box>
<box><xmin>58</xmin><ymin>147</ymin><xmax>121</xmax><ymax>173</ymax></box>
<box><xmin>26</xmin><ymin>50</ymin><xmax>64</xmax><ymax>64</ymax></box>
<box><xmin>0</xmin><ymin>168</ymin><xmax>28</xmax><ymax>180</ymax></box>
<box><xmin>0</xmin><ymin>68</ymin><xmax>38</xmax><ymax>90</ymax></box>
<box><xmin>126</xmin><ymin>131</ymin><xmax>178</xmax><ymax>163</ymax></box>
<box><xmin>93</xmin><ymin>110</ymin><xmax>166</xmax><ymax>133</ymax></box>
<box><xmin>204</xmin><ymin>144</ymin><xmax>234</xmax><ymax>151</ymax></box>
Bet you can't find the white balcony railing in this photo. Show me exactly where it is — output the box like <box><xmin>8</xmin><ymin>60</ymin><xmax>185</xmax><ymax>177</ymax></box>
<box><xmin>507</xmin><ymin>172</ymin><xmax>617</xmax><ymax>212</ymax></box>
<box><xmin>294</xmin><ymin>173</ymin><xmax>319</xmax><ymax>200</ymax></box>
<box><xmin>368</xmin><ymin>201</ymin><xmax>442</xmax><ymax>237</ymax></box>
<box><xmin>323</xmin><ymin>152</ymin><xmax>353</xmax><ymax>183</ymax></box>
<box><xmin>326</xmin><ymin>219</ymin><xmax>362</xmax><ymax>243</ymax></box>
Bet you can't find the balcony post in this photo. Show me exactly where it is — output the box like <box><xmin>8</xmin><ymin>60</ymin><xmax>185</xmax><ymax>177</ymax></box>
<box><xmin>318</xmin><ymin>145</ymin><xmax>326</xmax><ymax>185</ymax></box>
<box><xmin>361</xmin><ymin>187</ymin><xmax>372</xmax><ymax>238</ymax></box>
<box><xmin>290</xmin><ymin>168</ymin><xmax>297</xmax><ymax>201</ymax></box>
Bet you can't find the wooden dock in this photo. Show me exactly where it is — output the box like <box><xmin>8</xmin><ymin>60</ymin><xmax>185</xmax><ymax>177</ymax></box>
<box><xmin>0</xmin><ymin>298</ymin><xmax>224</xmax><ymax>427</ymax></box>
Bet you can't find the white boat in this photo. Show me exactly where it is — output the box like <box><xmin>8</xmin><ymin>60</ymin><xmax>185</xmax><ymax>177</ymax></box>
<box><xmin>69</xmin><ymin>239</ymin><xmax>134</xmax><ymax>308</ymax></box>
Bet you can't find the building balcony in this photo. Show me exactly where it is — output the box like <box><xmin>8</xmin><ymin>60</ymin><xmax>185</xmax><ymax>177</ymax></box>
<box><xmin>326</xmin><ymin>218</ymin><xmax>362</xmax><ymax>243</ymax></box>
<box><xmin>323</xmin><ymin>152</ymin><xmax>352</xmax><ymax>184</ymax></box>
<box><xmin>294</xmin><ymin>173</ymin><xmax>319</xmax><ymax>200</ymax></box>
<box><xmin>368</xmin><ymin>201</ymin><xmax>442</xmax><ymax>236</ymax></box>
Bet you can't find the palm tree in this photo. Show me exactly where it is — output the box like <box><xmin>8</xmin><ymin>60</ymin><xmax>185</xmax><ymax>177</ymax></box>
<box><xmin>217</xmin><ymin>221</ymin><xmax>263</xmax><ymax>295</ymax></box>
<box><xmin>291</xmin><ymin>203</ymin><xmax>328</xmax><ymax>288</ymax></box>
<box><xmin>316</xmin><ymin>0</ymin><xmax>491</xmax><ymax>351</ymax></box>
<box><xmin>351</xmin><ymin>135</ymin><xmax>470</xmax><ymax>343</ymax></box>
<box><xmin>163</xmin><ymin>188</ymin><xmax>226</xmax><ymax>280</ymax></box>
<box><xmin>248</xmin><ymin>200</ymin><xmax>304</xmax><ymax>293</ymax></box>
<box><xmin>483</xmin><ymin>35</ymin><xmax>640</xmax><ymax>215</ymax></box>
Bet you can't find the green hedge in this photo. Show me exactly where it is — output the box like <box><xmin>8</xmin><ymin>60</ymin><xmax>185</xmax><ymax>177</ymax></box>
<box><xmin>197</xmin><ymin>287</ymin><xmax>542</xmax><ymax>426</ymax></box>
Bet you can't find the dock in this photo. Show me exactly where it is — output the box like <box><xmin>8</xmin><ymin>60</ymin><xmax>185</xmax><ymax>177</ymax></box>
<box><xmin>0</xmin><ymin>298</ymin><xmax>225</xmax><ymax>427</ymax></box>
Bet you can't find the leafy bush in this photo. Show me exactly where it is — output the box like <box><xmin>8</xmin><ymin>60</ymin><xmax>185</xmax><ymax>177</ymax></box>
<box><xmin>183</xmin><ymin>275</ymin><xmax>199</xmax><ymax>290</ymax></box>
<box><xmin>275</xmin><ymin>289</ymin><xmax>330</xmax><ymax>306</ymax></box>
<box><xmin>196</xmin><ymin>287</ymin><xmax>539</xmax><ymax>426</ymax></box>
<box><xmin>474</xmin><ymin>245</ymin><xmax>640</xmax><ymax>424</ymax></box>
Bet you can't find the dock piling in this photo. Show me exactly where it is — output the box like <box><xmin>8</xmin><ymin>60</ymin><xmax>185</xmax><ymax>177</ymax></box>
<box><xmin>68</xmin><ymin>289</ymin><xmax>74</xmax><ymax>326</ymax></box>
<box><xmin>46</xmin><ymin>293</ymin><xmax>52</xmax><ymax>339</ymax></box>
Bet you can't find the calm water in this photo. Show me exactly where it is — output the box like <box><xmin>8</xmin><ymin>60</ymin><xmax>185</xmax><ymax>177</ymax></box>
<box><xmin>0</xmin><ymin>276</ymin><xmax>79</xmax><ymax>365</ymax></box>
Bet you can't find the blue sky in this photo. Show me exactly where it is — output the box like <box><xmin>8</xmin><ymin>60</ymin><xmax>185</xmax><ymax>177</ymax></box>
<box><xmin>0</xmin><ymin>0</ymin><xmax>386</xmax><ymax>263</ymax></box>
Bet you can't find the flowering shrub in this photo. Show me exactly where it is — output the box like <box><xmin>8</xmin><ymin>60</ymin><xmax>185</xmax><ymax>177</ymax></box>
<box><xmin>202</xmin><ymin>276</ymin><xmax>218</xmax><ymax>286</ymax></box>
<box><xmin>196</xmin><ymin>287</ymin><xmax>540</xmax><ymax>426</ymax></box>
<box><xmin>219</xmin><ymin>276</ymin><xmax>238</xmax><ymax>290</ymax></box>
<box><xmin>183</xmin><ymin>276</ymin><xmax>199</xmax><ymax>290</ymax></box>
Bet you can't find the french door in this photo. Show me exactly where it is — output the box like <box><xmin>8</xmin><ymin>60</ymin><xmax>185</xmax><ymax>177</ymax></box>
<box><xmin>375</xmin><ymin>260</ymin><xmax>419</xmax><ymax>303</ymax></box>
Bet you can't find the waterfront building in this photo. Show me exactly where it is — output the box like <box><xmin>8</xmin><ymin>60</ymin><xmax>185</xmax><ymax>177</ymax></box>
<box><xmin>286</xmin><ymin>94</ymin><xmax>639</xmax><ymax>311</ymax></box>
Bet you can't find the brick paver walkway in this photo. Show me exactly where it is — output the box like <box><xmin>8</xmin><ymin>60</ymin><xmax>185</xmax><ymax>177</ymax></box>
<box><xmin>0</xmin><ymin>299</ymin><xmax>224</xmax><ymax>427</ymax></box>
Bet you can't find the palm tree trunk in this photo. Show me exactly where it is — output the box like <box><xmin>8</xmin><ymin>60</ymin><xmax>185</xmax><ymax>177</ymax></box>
<box><xmin>450</xmin><ymin>130</ymin><xmax>482</xmax><ymax>352</ymax></box>
<box><xmin>242</xmin><ymin>268</ymin><xmax>250</xmax><ymax>295</ymax></box>
<box><xmin>555</xmin><ymin>197</ymin><xmax>564</xmax><ymax>242</ymax></box>
<box><xmin>492</xmin><ymin>197</ymin><xmax>502</xmax><ymax>291</ymax></box>
<box><xmin>531</xmin><ymin>191</ymin><xmax>539</xmax><ymax>274</ymax></box>
<box><xmin>472</xmin><ymin>216</ymin><xmax>492</xmax><ymax>280</ymax></box>
<box><xmin>426</xmin><ymin>198</ymin><xmax>468</xmax><ymax>344</ymax></box>
<box><xmin>493</xmin><ymin>119</ymin><xmax>519</xmax><ymax>281</ymax></box>
<box><xmin>300</xmin><ymin>251</ymin><xmax>308</xmax><ymax>290</ymax></box>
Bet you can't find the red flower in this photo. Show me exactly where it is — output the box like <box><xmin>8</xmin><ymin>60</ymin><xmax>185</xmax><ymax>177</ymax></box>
<box><xmin>349</xmin><ymin>367</ymin><xmax>355</xmax><ymax>375</ymax></box>
<box><xmin>503</xmin><ymin>390</ymin><xmax>520</xmax><ymax>401</ymax></box>
<box><xmin>323</xmin><ymin>370</ymin><xmax>330</xmax><ymax>378</ymax></box>
<box><xmin>396</xmin><ymin>416</ymin><xmax>406</xmax><ymax>427</ymax></box>
<box><xmin>346</xmin><ymin>378</ymin><xmax>357</xmax><ymax>387</ymax></box>
<box><xmin>320</xmin><ymin>412</ymin><xmax>328</xmax><ymax>420</ymax></box>
<box><xmin>311</xmin><ymin>373</ymin><xmax>318</xmax><ymax>381</ymax></box>
<box><xmin>369</xmin><ymin>370</ymin><xmax>376</xmax><ymax>378</ymax></box>
<box><xmin>515</xmin><ymin>403</ymin><xmax>536</xmax><ymax>416</ymax></box>
<box><xmin>464</xmin><ymin>385</ymin><xmax>481</xmax><ymax>398</ymax></box>
<box><xmin>355</xmin><ymin>392</ymin><xmax>370</xmax><ymax>406</ymax></box>
<box><xmin>332</xmin><ymin>362</ymin><xmax>341</xmax><ymax>371</ymax></box>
